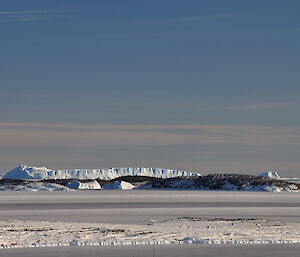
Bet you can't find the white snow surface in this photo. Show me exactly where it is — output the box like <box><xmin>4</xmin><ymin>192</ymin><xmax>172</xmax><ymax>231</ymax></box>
<box><xmin>66</xmin><ymin>180</ymin><xmax>101</xmax><ymax>190</ymax></box>
<box><xmin>0</xmin><ymin>182</ymin><xmax>70</xmax><ymax>191</ymax></box>
<box><xmin>1</xmin><ymin>217</ymin><xmax>300</xmax><ymax>248</ymax></box>
<box><xmin>2</xmin><ymin>165</ymin><xmax>200</xmax><ymax>180</ymax></box>
<box><xmin>102</xmin><ymin>181</ymin><xmax>135</xmax><ymax>190</ymax></box>
<box><xmin>1</xmin><ymin>191</ymin><xmax>300</xmax><ymax>248</ymax></box>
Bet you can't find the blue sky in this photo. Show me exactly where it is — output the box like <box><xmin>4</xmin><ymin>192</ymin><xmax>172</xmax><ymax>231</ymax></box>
<box><xmin>0</xmin><ymin>0</ymin><xmax>300</xmax><ymax>176</ymax></box>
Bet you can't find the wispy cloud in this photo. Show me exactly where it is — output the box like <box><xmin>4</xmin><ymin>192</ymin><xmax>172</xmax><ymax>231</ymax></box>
<box><xmin>128</xmin><ymin>14</ymin><xmax>231</xmax><ymax>25</ymax></box>
<box><xmin>0</xmin><ymin>10</ymin><xmax>50</xmax><ymax>23</ymax></box>
<box><xmin>0</xmin><ymin>122</ymin><xmax>299</xmax><ymax>175</ymax></box>
<box><xmin>0</xmin><ymin>10</ymin><xmax>48</xmax><ymax>15</ymax></box>
<box><xmin>0</xmin><ymin>122</ymin><xmax>299</xmax><ymax>147</ymax></box>
<box><xmin>224</xmin><ymin>102</ymin><xmax>292</xmax><ymax>111</ymax></box>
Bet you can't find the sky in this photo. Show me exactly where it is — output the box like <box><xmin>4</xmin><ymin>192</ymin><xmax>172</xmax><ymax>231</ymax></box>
<box><xmin>0</xmin><ymin>0</ymin><xmax>300</xmax><ymax>176</ymax></box>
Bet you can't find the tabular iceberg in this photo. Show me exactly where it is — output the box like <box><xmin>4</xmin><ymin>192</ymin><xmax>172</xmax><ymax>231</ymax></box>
<box><xmin>2</xmin><ymin>165</ymin><xmax>201</xmax><ymax>180</ymax></box>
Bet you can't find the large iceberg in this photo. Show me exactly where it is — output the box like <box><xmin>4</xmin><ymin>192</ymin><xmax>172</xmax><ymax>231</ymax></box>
<box><xmin>2</xmin><ymin>165</ymin><xmax>201</xmax><ymax>180</ymax></box>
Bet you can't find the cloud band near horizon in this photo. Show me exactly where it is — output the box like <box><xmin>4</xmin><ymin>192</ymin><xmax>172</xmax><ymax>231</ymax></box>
<box><xmin>0</xmin><ymin>122</ymin><xmax>299</xmax><ymax>176</ymax></box>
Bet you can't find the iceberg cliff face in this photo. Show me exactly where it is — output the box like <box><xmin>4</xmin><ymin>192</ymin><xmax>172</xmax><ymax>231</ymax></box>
<box><xmin>2</xmin><ymin>165</ymin><xmax>201</xmax><ymax>180</ymax></box>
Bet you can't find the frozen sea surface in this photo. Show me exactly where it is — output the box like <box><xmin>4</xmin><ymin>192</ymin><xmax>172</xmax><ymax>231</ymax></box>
<box><xmin>0</xmin><ymin>190</ymin><xmax>299</xmax><ymax>224</ymax></box>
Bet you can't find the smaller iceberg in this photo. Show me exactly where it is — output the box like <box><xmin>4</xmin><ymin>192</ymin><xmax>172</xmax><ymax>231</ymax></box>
<box><xmin>102</xmin><ymin>181</ymin><xmax>135</xmax><ymax>190</ymax></box>
<box><xmin>259</xmin><ymin>171</ymin><xmax>281</xmax><ymax>180</ymax></box>
<box><xmin>66</xmin><ymin>180</ymin><xmax>101</xmax><ymax>190</ymax></box>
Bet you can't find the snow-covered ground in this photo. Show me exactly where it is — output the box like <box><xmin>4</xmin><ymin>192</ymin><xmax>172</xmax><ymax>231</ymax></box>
<box><xmin>0</xmin><ymin>180</ymin><xmax>135</xmax><ymax>191</ymax></box>
<box><xmin>143</xmin><ymin>174</ymin><xmax>299</xmax><ymax>192</ymax></box>
<box><xmin>0</xmin><ymin>191</ymin><xmax>299</xmax><ymax>249</ymax></box>
<box><xmin>1</xmin><ymin>217</ymin><xmax>300</xmax><ymax>248</ymax></box>
<box><xmin>2</xmin><ymin>165</ymin><xmax>200</xmax><ymax>180</ymax></box>
<box><xmin>0</xmin><ymin>182</ymin><xmax>71</xmax><ymax>191</ymax></box>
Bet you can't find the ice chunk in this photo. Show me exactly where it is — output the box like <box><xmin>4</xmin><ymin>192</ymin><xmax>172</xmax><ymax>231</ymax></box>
<box><xmin>102</xmin><ymin>181</ymin><xmax>135</xmax><ymax>190</ymax></box>
<box><xmin>259</xmin><ymin>171</ymin><xmax>281</xmax><ymax>179</ymax></box>
<box><xmin>66</xmin><ymin>180</ymin><xmax>101</xmax><ymax>190</ymax></box>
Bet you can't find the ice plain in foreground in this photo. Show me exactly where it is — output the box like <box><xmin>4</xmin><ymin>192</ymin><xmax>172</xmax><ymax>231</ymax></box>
<box><xmin>1</xmin><ymin>217</ymin><xmax>300</xmax><ymax>248</ymax></box>
<box><xmin>0</xmin><ymin>191</ymin><xmax>299</xmax><ymax>249</ymax></box>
